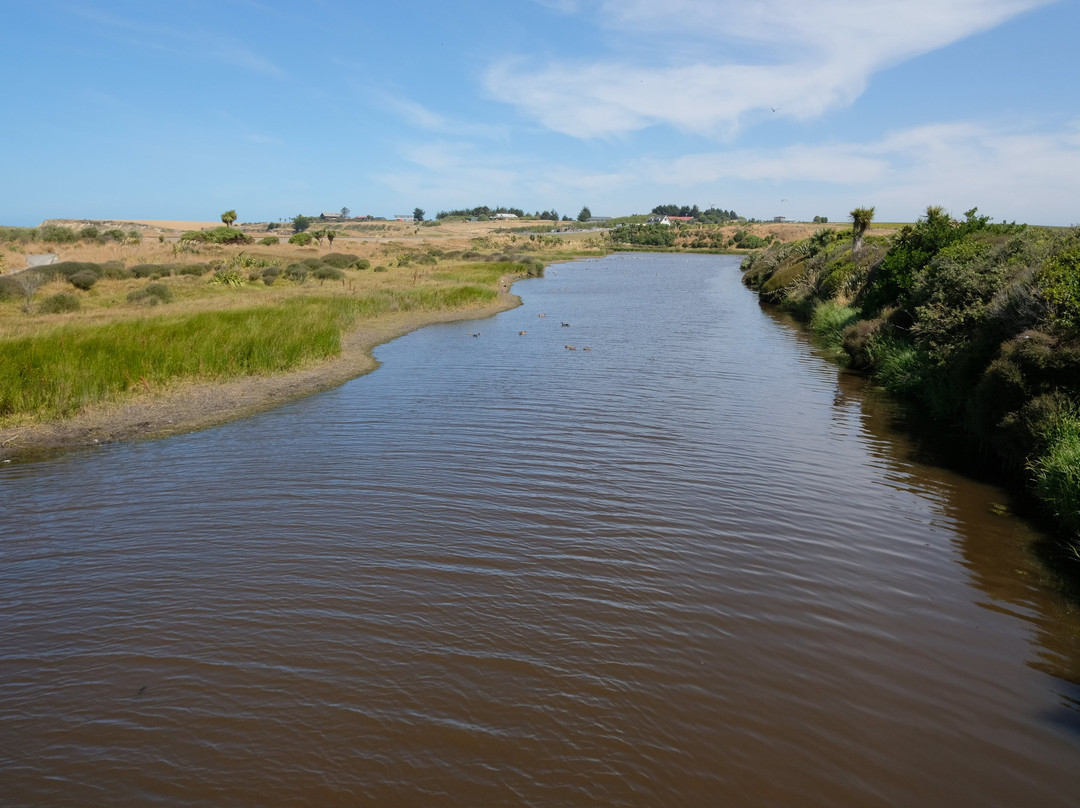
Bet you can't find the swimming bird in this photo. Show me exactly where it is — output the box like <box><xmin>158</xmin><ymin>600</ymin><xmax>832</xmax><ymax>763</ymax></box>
<box><xmin>562</xmin><ymin>322</ymin><xmax>570</xmax><ymax>327</ymax></box>
<box><xmin>519</xmin><ymin>330</ymin><xmax>527</xmax><ymax>335</ymax></box>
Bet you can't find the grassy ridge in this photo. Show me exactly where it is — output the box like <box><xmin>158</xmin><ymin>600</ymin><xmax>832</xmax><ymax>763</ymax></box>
<box><xmin>742</xmin><ymin>211</ymin><xmax>1080</xmax><ymax>561</ymax></box>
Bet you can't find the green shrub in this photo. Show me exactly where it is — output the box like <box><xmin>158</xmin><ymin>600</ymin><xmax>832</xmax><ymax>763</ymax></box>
<box><xmin>127</xmin><ymin>283</ymin><xmax>173</xmax><ymax>305</ymax></box>
<box><xmin>1029</xmin><ymin>405</ymin><xmax>1080</xmax><ymax>535</ymax></box>
<box><xmin>131</xmin><ymin>263</ymin><xmax>171</xmax><ymax>279</ymax></box>
<box><xmin>1039</xmin><ymin>240</ymin><xmax>1080</xmax><ymax>329</ymax></box>
<box><xmin>180</xmin><ymin>230</ymin><xmax>208</xmax><ymax>243</ymax></box>
<box><xmin>261</xmin><ymin>266</ymin><xmax>282</xmax><ymax>286</ymax></box>
<box><xmin>201</xmin><ymin>227</ymin><xmax>250</xmax><ymax>245</ymax></box>
<box><xmin>301</xmin><ymin>257</ymin><xmax>326</xmax><ymax>269</ymax></box>
<box><xmin>321</xmin><ymin>252</ymin><xmax>360</xmax><ymax>269</ymax></box>
<box><xmin>104</xmin><ymin>229</ymin><xmax>126</xmax><ymax>242</ymax></box>
<box><xmin>809</xmin><ymin>301</ymin><xmax>860</xmax><ymax>349</ymax></box>
<box><xmin>284</xmin><ymin>264</ymin><xmax>308</xmax><ymax>284</ymax></box>
<box><xmin>311</xmin><ymin>265</ymin><xmax>345</xmax><ymax>282</ymax></box>
<box><xmin>68</xmin><ymin>270</ymin><xmax>99</xmax><ymax>291</ymax></box>
<box><xmin>0</xmin><ymin>276</ymin><xmax>22</xmax><ymax>301</ymax></box>
<box><xmin>288</xmin><ymin>232</ymin><xmax>314</xmax><ymax>246</ymax></box>
<box><xmin>39</xmin><ymin>292</ymin><xmax>81</xmax><ymax>313</ymax></box>
<box><xmin>100</xmin><ymin>261</ymin><xmax>132</xmax><ymax>280</ymax></box>
<box><xmin>79</xmin><ymin>226</ymin><xmax>100</xmax><ymax>241</ymax></box>
<box><xmin>211</xmin><ymin>269</ymin><xmax>246</xmax><ymax>287</ymax></box>
<box><xmin>259</xmin><ymin>236</ymin><xmax>280</xmax><ymax>245</ymax></box>
<box><xmin>37</xmin><ymin>224</ymin><xmax>78</xmax><ymax>244</ymax></box>
<box><xmin>373</xmin><ymin>265</ymin><xmax>388</xmax><ymax>272</ymax></box>
<box><xmin>177</xmin><ymin>263</ymin><xmax>210</xmax><ymax>277</ymax></box>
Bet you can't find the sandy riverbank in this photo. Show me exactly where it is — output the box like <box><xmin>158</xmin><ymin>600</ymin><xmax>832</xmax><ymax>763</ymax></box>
<box><xmin>0</xmin><ymin>290</ymin><xmax>520</xmax><ymax>463</ymax></box>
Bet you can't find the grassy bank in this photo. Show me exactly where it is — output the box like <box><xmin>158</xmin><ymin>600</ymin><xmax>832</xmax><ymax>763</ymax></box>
<box><xmin>0</xmin><ymin>230</ymin><xmax>547</xmax><ymax>431</ymax></box>
<box><xmin>741</xmin><ymin>209</ymin><xmax>1080</xmax><ymax>567</ymax></box>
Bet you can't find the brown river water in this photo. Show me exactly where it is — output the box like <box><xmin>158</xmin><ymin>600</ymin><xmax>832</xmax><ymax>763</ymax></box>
<box><xmin>2</xmin><ymin>253</ymin><xmax>1078</xmax><ymax>806</ymax></box>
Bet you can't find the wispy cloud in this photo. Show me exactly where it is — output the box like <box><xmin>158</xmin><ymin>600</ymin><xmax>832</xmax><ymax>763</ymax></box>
<box><xmin>68</xmin><ymin>4</ymin><xmax>287</xmax><ymax>79</ymax></box>
<box><xmin>489</xmin><ymin>0</ymin><xmax>1054</xmax><ymax>138</ymax></box>
<box><xmin>375</xmin><ymin>93</ymin><xmax>508</xmax><ymax>139</ymax></box>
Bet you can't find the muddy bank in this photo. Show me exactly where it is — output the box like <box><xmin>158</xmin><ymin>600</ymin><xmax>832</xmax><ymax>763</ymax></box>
<box><xmin>0</xmin><ymin>293</ymin><xmax>520</xmax><ymax>463</ymax></box>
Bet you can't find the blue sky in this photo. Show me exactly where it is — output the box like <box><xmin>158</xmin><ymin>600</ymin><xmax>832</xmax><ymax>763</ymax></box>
<box><xmin>4</xmin><ymin>0</ymin><xmax>1078</xmax><ymax>226</ymax></box>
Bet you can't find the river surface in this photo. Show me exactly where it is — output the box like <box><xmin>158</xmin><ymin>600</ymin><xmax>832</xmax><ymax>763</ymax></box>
<box><xmin>2</xmin><ymin>253</ymin><xmax>1079</xmax><ymax>806</ymax></box>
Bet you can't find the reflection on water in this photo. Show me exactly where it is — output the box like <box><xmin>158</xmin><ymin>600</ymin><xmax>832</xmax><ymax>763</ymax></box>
<box><xmin>1</xmin><ymin>253</ymin><xmax>1079</xmax><ymax>806</ymax></box>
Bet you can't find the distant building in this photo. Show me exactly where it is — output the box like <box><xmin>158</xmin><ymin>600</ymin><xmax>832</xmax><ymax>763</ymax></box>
<box><xmin>394</xmin><ymin>214</ymin><xmax>416</xmax><ymax>222</ymax></box>
<box><xmin>646</xmin><ymin>215</ymin><xmax>671</xmax><ymax>226</ymax></box>
<box><xmin>493</xmin><ymin>212</ymin><xmax>518</xmax><ymax>219</ymax></box>
<box><xmin>320</xmin><ymin>212</ymin><xmax>344</xmax><ymax>220</ymax></box>
<box><xmin>773</xmin><ymin>216</ymin><xmax>788</xmax><ymax>223</ymax></box>
<box><xmin>587</xmin><ymin>216</ymin><xmax>612</xmax><ymax>223</ymax></box>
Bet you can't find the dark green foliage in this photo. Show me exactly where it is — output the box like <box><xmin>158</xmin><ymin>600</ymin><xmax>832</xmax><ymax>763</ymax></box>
<box><xmin>311</xmin><ymin>265</ymin><xmax>345</xmax><ymax>282</ymax></box>
<box><xmin>180</xmin><ymin>230</ymin><xmax>208</xmax><ymax>242</ymax></box>
<box><xmin>321</xmin><ymin>253</ymin><xmax>361</xmax><ymax>269</ymax></box>
<box><xmin>127</xmin><ymin>283</ymin><xmax>173</xmax><ymax>305</ymax></box>
<box><xmin>203</xmin><ymin>227</ymin><xmax>251</xmax><ymax>245</ymax></box>
<box><xmin>101</xmin><ymin>261</ymin><xmax>132</xmax><ymax>280</ymax></box>
<box><xmin>288</xmin><ymin>232</ymin><xmax>314</xmax><ymax>246</ymax></box>
<box><xmin>39</xmin><ymin>292</ymin><xmax>81</xmax><ymax>313</ymax></box>
<box><xmin>79</xmin><ymin>226</ymin><xmax>100</xmax><ymax>241</ymax></box>
<box><xmin>68</xmin><ymin>270</ymin><xmax>99</xmax><ymax>291</ymax></box>
<box><xmin>284</xmin><ymin>264</ymin><xmax>308</xmax><ymax>284</ymax></box>
<box><xmin>292</xmin><ymin>215</ymin><xmax>312</xmax><ymax>233</ymax></box>
<box><xmin>0</xmin><ymin>276</ymin><xmax>22</xmax><ymax>301</ymax></box>
<box><xmin>742</xmin><ymin>211</ymin><xmax>1080</xmax><ymax>548</ymax></box>
<box><xmin>131</xmin><ymin>264</ymin><xmax>172</xmax><ymax>279</ymax></box>
<box><xmin>609</xmin><ymin>223</ymin><xmax>676</xmax><ymax>247</ymax></box>
<box><xmin>37</xmin><ymin>224</ymin><xmax>78</xmax><ymax>244</ymax></box>
<box><xmin>734</xmin><ymin>232</ymin><xmax>766</xmax><ymax>249</ymax></box>
<box><xmin>261</xmin><ymin>266</ymin><xmax>282</xmax><ymax>286</ymax></box>
<box><xmin>46</xmin><ymin>262</ymin><xmax>104</xmax><ymax>283</ymax></box>
<box><xmin>259</xmin><ymin>236</ymin><xmax>280</xmax><ymax>245</ymax></box>
<box><xmin>177</xmin><ymin>263</ymin><xmax>211</xmax><ymax>277</ymax></box>
<box><xmin>1039</xmin><ymin>235</ymin><xmax>1080</xmax><ymax>330</ymax></box>
<box><xmin>577</xmin><ymin>206</ymin><xmax>592</xmax><ymax>222</ymax></box>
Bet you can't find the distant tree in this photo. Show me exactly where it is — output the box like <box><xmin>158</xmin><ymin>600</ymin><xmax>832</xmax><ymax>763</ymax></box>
<box><xmin>850</xmin><ymin>206</ymin><xmax>875</xmax><ymax>251</ymax></box>
<box><xmin>813</xmin><ymin>215</ymin><xmax>829</xmax><ymax>223</ymax></box>
<box><xmin>413</xmin><ymin>207</ymin><xmax>425</xmax><ymax>222</ymax></box>
<box><xmin>289</xmin><ymin>232</ymin><xmax>314</xmax><ymax>246</ymax></box>
<box><xmin>577</xmin><ymin>206</ymin><xmax>592</xmax><ymax>222</ymax></box>
<box><xmin>292</xmin><ymin>214</ymin><xmax>312</xmax><ymax>234</ymax></box>
<box><xmin>340</xmin><ymin>207</ymin><xmax>351</xmax><ymax>219</ymax></box>
<box><xmin>325</xmin><ymin>229</ymin><xmax>337</xmax><ymax>247</ymax></box>
<box><xmin>221</xmin><ymin>210</ymin><xmax>237</xmax><ymax>228</ymax></box>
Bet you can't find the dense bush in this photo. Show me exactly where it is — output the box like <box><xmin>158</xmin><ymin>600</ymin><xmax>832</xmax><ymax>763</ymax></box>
<box><xmin>131</xmin><ymin>263</ymin><xmax>171</xmax><ymax>279</ymax></box>
<box><xmin>321</xmin><ymin>252</ymin><xmax>361</xmax><ymax>269</ymax></box>
<box><xmin>311</xmin><ymin>265</ymin><xmax>345</xmax><ymax>282</ymax></box>
<box><xmin>177</xmin><ymin>263</ymin><xmax>211</xmax><ymax>277</ymax></box>
<box><xmin>742</xmin><ymin>210</ymin><xmax>1080</xmax><ymax>557</ymax></box>
<box><xmin>37</xmin><ymin>224</ymin><xmax>79</xmax><ymax>244</ymax></box>
<box><xmin>259</xmin><ymin>236</ymin><xmax>280</xmax><ymax>245</ymax></box>
<box><xmin>39</xmin><ymin>292</ymin><xmax>82</xmax><ymax>313</ymax></box>
<box><xmin>203</xmin><ymin>226</ymin><xmax>251</xmax><ymax>245</ymax></box>
<box><xmin>68</xmin><ymin>270</ymin><xmax>99</xmax><ymax>291</ymax></box>
<box><xmin>261</xmin><ymin>266</ymin><xmax>282</xmax><ymax>285</ymax></box>
<box><xmin>284</xmin><ymin>263</ymin><xmax>308</xmax><ymax>284</ymax></box>
<box><xmin>127</xmin><ymin>283</ymin><xmax>173</xmax><ymax>305</ymax></box>
<box><xmin>289</xmin><ymin>232</ymin><xmax>314</xmax><ymax>246</ymax></box>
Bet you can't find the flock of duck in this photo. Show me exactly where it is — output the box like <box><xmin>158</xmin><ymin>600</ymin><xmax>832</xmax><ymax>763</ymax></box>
<box><xmin>467</xmin><ymin>312</ymin><xmax>592</xmax><ymax>351</ymax></box>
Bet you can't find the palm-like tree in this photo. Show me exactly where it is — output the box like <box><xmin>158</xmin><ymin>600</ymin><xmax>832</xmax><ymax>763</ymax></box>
<box><xmin>221</xmin><ymin>210</ymin><xmax>238</xmax><ymax>228</ymax></box>
<box><xmin>850</xmin><ymin>206</ymin><xmax>875</xmax><ymax>251</ymax></box>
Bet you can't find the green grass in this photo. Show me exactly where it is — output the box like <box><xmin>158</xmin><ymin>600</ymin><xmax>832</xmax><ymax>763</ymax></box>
<box><xmin>0</xmin><ymin>283</ymin><xmax>499</xmax><ymax>420</ymax></box>
<box><xmin>1030</xmin><ymin>410</ymin><xmax>1080</xmax><ymax>535</ymax></box>
<box><xmin>809</xmin><ymin>301</ymin><xmax>860</xmax><ymax>349</ymax></box>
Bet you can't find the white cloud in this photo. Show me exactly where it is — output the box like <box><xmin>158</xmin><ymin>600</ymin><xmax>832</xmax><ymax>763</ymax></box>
<box><xmin>375</xmin><ymin>93</ymin><xmax>508</xmax><ymax>139</ymax></box>
<box><xmin>614</xmin><ymin>118</ymin><xmax>1080</xmax><ymax>223</ymax></box>
<box><xmin>486</xmin><ymin>0</ymin><xmax>1054</xmax><ymax>138</ymax></box>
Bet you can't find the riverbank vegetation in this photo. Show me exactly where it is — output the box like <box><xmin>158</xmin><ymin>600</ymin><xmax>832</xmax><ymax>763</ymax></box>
<box><xmin>0</xmin><ymin>229</ymin><xmax>551</xmax><ymax>428</ymax></box>
<box><xmin>741</xmin><ymin>207</ymin><xmax>1080</xmax><ymax>563</ymax></box>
